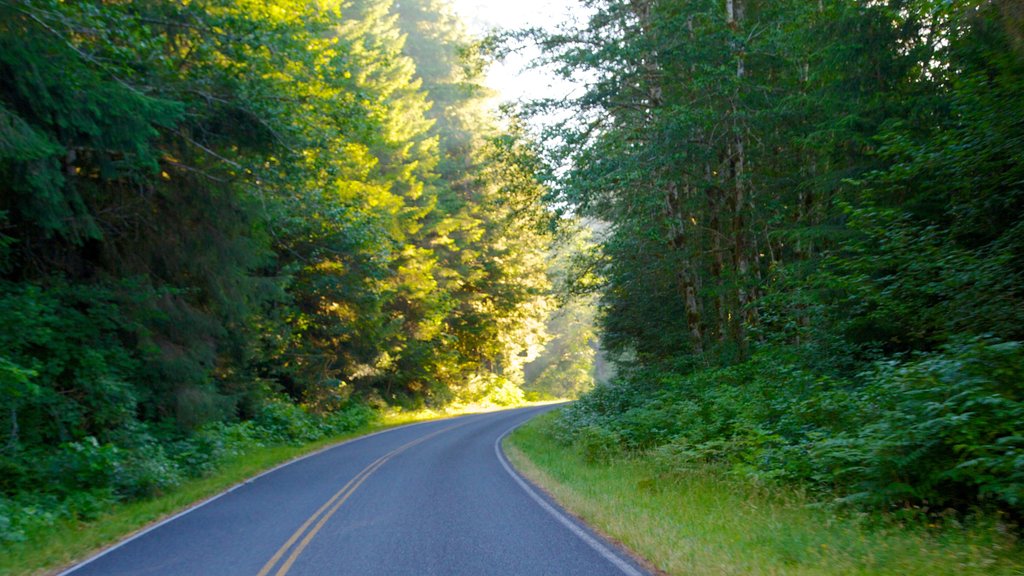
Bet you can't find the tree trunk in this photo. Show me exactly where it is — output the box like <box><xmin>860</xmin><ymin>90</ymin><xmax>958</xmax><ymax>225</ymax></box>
<box><xmin>729</xmin><ymin>0</ymin><xmax>751</xmax><ymax>359</ymax></box>
<box><xmin>634</xmin><ymin>0</ymin><xmax>706</xmax><ymax>356</ymax></box>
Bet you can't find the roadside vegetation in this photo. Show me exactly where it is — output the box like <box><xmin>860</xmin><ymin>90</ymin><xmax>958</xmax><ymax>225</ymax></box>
<box><xmin>504</xmin><ymin>0</ymin><xmax>1024</xmax><ymax>571</ymax></box>
<box><xmin>518</xmin><ymin>0</ymin><xmax>1024</xmax><ymax>537</ymax></box>
<box><xmin>508</xmin><ymin>412</ymin><xmax>1024</xmax><ymax>576</ymax></box>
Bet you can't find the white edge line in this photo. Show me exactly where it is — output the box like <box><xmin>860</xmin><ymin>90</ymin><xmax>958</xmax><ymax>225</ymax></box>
<box><xmin>57</xmin><ymin>415</ymin><xmax>463</xmax><ymax>576</ymax></box>
<box><xmin>494</xmin><ymin>418</ymin><xmax>647</xmax><ymax>576</ymax></box>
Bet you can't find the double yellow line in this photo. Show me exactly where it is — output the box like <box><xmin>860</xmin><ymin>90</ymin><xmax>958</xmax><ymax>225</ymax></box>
<box><xmin>257</xmin><ymin>421</ymin><xmax>468</xmax><ymax>576</ymax></box>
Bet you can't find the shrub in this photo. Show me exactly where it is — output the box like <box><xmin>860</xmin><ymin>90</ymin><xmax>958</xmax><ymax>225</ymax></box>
<box><xmin>114</xmin><ymin>444</ymin><xmax>183</xmax><ymax>499</ymax></box>
<box><xmin>814</xmin><ymin>338</ymin><xmax>1024</xmax><ymax>512</ymax></box>
<box><xmin>558</xmin><ymin>338</ymin><xmax>1024</xmax><ymax>515</ymax></box>
<box><xmin>576</xmin><ymin>425</ymin><xmax>622</xmax><ymax>464</ymax></box>
<box><xmin>254</xmin><ymin>398</ymin><xmax>321</xmax><ymax>444</ymax></box>
<box><xmin>48</xmin><ymin>438</ymin><xmax>121</xmax><ymax>495</ymax></box>
<box><xmin>323</xmin><ymin>403</ymin><xmax>376</xmax><ymax>434</ymax></box>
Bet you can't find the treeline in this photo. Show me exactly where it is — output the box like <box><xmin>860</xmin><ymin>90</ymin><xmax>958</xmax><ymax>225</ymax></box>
<box><xmin>536</xmin><ymin>0</ymin><xmax>1024</xmax><ymax>516</ymax></box>
<box><xmin>0</xmin><ymin>0</ymin><xmax>553</xmax><ymax>541</ymax></box>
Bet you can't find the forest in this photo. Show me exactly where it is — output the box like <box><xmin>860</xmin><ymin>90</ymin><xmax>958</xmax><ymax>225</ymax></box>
<box><xmin>1</xmin><ymin>0</ymin><xmax>1023</xmax><ymax>562</ymax></box>
<box><xmin>0</xmin><ymin>0</ymin><xmax>586</xmax><ymax>546</ymax></box>
<box><xmin>534</xmin><ymin>0</ymin><xmax>1024</xmax><ymax>519</ymax></box>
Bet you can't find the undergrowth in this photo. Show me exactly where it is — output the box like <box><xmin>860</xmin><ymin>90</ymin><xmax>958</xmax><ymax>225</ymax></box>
<box><xmin>507</xmin><ymin>411</ymin><xmax>1024</xmax><ymax>576</ymax></box>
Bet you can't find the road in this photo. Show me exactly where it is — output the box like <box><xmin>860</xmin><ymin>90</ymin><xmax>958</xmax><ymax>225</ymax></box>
<box><xmin>62</xmin><ymin>405</ymin><xmax>650</xmax><ymax>576</ymax></box>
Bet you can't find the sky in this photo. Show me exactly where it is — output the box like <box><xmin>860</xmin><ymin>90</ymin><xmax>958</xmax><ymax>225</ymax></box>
<box><xmin>448</xmin><ymin>0</ymin><xmax>584</xmax><ymax>105</ymax></box>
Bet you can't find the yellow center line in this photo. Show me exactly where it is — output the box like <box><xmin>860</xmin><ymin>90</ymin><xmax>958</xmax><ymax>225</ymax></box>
<box><xmin>255</xmin><ymin>461</ymin><xmax>378</xmax><ymax>576</ymax></box>
<box><xmin>256</xmin><ymin>421</ymin><xmax>470</xmax><ymax>576</ymax></box>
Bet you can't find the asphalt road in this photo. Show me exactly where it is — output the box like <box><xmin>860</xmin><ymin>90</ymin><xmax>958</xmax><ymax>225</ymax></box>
<box><xmin>62</xmin><ymin>406</ymin><xmax>650</xmax><ymax>576</ymax></box>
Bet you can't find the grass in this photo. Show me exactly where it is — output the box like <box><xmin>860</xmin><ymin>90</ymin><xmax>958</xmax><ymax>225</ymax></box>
<box><xmin>505</xmin><ymin>411</ymin><xmax>1024</xmax><ymax>576</ymax></box>
<box><xmin>1</xmin><ymin>401</ymin><xmax>547</xmax><ymax>576</ymax></box>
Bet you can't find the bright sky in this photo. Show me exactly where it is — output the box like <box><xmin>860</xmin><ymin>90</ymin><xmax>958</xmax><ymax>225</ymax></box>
<box><xmin>449</xmin><ymin>0</ymin><xmax>583</xmax><ymax>105</ymax></box>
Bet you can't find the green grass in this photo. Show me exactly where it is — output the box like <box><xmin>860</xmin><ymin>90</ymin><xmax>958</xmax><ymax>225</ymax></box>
<box><xmin>505</xmin><ymin>411</ymin><xmax>1024</xmax><ymax>576</ymax></box>
<box><xmin>1</xmin><ymin>402</ymin><xmax>548</xmax><ymax>576</ymax></box>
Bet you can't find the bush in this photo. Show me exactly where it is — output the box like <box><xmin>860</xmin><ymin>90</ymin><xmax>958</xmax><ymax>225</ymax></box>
<box><xmin>49</xmin><ymin>438</ymin><xmax>121</xmax><ymax>495</ymax></box>
<box><xmin>323</xmin><ymin>403</ymin><xmax>376</xmax><ymax>434</ymax></box>
<box><xmin>114</xmin><ymin>444</ymin><xmax>183</xmax><ymax>499</ymax></box>
<box><xmin>576</xmin><ymin>425</ymin><xmax>622</xmax><ymax>463</ymax></box>
<box><xmin>814</xmin><ymin>338</ymin><xmax>1024</xmax><ymax>511</ymax></box>
<box><xmin>558</xmin><ymin>338</ymin><xmax>1024</xmax><ymax>515</ymax></box>
<box><xmin>254</xmin><ymin>399</ymin><xmax>321</xmax><ymax>444</ymax></box>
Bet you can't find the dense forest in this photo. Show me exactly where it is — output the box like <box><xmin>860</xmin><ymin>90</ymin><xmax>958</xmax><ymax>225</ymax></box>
<box><xmin>0</xmin><ymin>0</ymin><xmax>586</xmax><ymax>544</ymax></box>
<box><xmin>535</xmin><ymin>0</ymin><xmax>1024</xmax><ymax>517</ymax></box>
<box><xmin>2</xmin><ymin>0</ymin><xmax>1023</xmax><ymax>556</ymax></box>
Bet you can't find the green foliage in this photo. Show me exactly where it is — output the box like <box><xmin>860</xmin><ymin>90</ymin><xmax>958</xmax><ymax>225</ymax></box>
<box><xmin>510</xmin><ymin>412</ymin><xmax>1024</xmax><ymax>576</ymax></box>
<box><xmin>524</xmin><ymin>227</ymin><xmax>602</xmax><ymax>399</ymax></box>
<box><xmin>818</xmin><ymin>339</ymin><xmax>1024</xmax><ymax>511</ymax></box>
<box><xmin>0</xmin><ymin>0</ymin><xmax>555</xmax><ymax>549</ymax></box>
<box><xmin>556</xmin><ymin>339</ymin><xmax>1024</xmax><ymax>515</ymax></box>
<box><xmin>533</xmin><ymin>0</ymin><xmax>1024</xmax><ymax>520</ymax></box>
<box><xmin>0</xmin><ymin>280</ymin><xmax>139</xmax><ymax>448</ymax></box>
<box><xmin>575</xmin><ymin>425</ymin><xmax>622</xmax><ymax>464</ymax></box>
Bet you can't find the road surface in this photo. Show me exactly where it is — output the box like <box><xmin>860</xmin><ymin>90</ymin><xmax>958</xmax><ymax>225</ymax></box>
<box><xmin>62</xmin><ymin>406</ymin><xmax>650</xmax><ymax>576</ymax></box>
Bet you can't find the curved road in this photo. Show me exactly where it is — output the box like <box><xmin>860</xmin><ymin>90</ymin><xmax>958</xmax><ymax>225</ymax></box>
<box><xmin>62</xmin><ymin>406</ymin><xmax>650</xmax><ymax>576</ymax></box>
